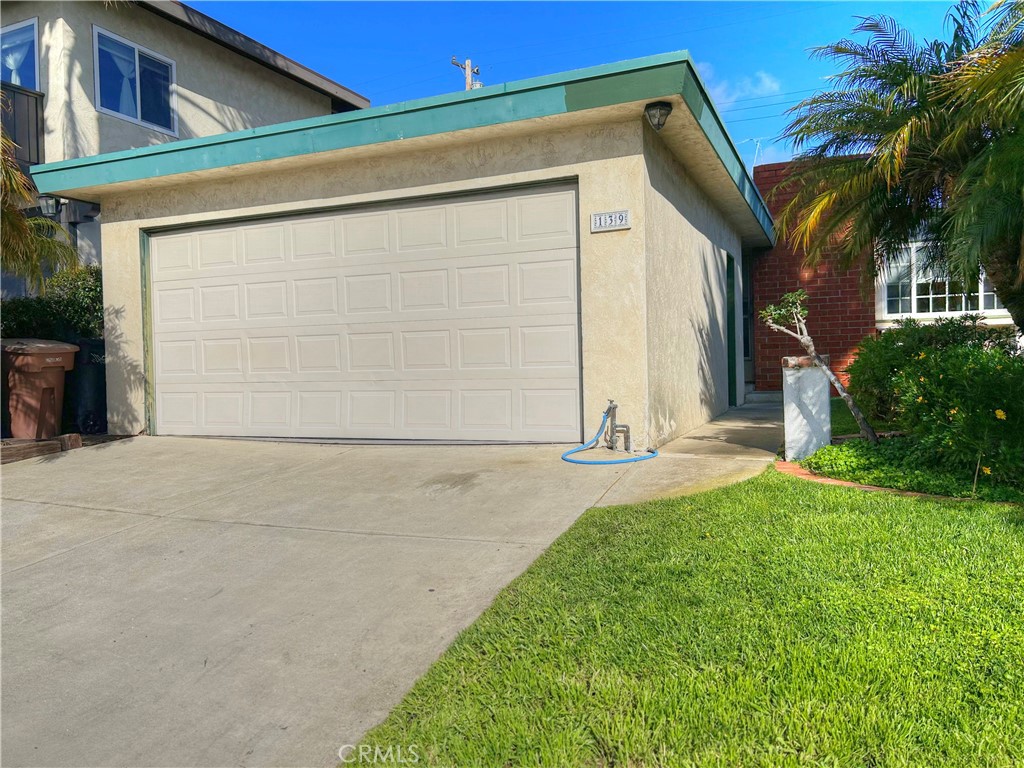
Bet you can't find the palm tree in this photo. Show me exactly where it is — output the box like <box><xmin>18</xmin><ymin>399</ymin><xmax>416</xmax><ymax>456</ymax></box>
<box><xmin>776</xmin><ymin>0</ymin><xmax>1024</xmax><ymax>329</ymax></box>
<box><xmin>1</xmin><ymin>125</ymin><xmax>78</xmax><ymax>292</ymax></box>
<box><xmin>940</xmin><ymin>0</ymin><xmax>1024</xmax><ymax>324</ymax></box>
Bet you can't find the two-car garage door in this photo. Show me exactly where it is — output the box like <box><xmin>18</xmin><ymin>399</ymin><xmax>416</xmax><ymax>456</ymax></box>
<box><xmin>149</xmin><ymin>185</ymin><xmax>582</xmax><ymax>442</ymax></box>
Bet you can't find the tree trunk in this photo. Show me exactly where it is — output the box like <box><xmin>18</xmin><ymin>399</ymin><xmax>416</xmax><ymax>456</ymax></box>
<box><xmin>981</xmin><ymin>247</ymin><xmax>1024</xmax><ymax>331</ymax></box>
<box><xmin>801</xmin><ymin>337</ymin><xmax>880</xmax><ymax>445</ymax></box>
<box><xmin>809</xmin><ymin>352</ymin><xmax>880</xmax><ymax>444</ymax></box>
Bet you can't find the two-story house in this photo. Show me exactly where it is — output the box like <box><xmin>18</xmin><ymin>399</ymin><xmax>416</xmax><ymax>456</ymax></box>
<box><xmin>1</xmin><ymin>0</ymin><xmax>367</xmax><ymax>294</ymax></box>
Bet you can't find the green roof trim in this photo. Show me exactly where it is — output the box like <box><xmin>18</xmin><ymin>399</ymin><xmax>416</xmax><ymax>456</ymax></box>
<box><xmin>31</xmin><ymin>51</ymin><xmax>773</xmax><ymax>244</ymax></box>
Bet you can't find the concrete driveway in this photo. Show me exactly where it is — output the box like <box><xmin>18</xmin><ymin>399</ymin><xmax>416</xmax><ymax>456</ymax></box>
<box><xmin>1</xmin><ymin>405</ymin><xmax>780</xmax><ymax>767</ymax></box>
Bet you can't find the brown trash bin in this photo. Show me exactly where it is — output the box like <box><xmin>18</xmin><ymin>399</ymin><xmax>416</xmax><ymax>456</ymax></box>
<box><xmin>2</xmin><ymin>339</ymin><xmax>80</xmax><ymax>439</ymax></box>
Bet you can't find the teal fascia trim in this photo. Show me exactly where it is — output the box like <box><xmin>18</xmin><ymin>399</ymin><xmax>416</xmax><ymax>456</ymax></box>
<box><xmin>32</xmin><ymin>51</ymin><xmax>773</xmax><ymax>244</ymax></box>
<box><xmin>680</xmin><ymin>64</ymin><xmax>775</xmax><ymax>244</ymax></box>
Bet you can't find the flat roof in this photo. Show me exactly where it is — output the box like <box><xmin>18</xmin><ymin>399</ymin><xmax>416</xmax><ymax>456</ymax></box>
<box><xmin>31</xmin><ymin>51</ymin><xmax>774</xmax><ymax>246</ymax></box>
<box><xmin>138</xmin><ymin>1</ymin><xmax>368</xmax><ymax>110</ymax></box>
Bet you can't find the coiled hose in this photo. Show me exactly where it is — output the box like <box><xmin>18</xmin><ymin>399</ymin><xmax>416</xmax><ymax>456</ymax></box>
<box><xmin>561</xmin><ymin>410</ymin><xmax>659</xmax><ymax>465</ymax></box>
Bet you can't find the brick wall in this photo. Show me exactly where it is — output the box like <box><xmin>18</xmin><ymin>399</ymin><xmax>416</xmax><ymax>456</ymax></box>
<box><xmin>752</xmin><ymin>161</ymin><xmax>877</xmax><ymax>391</ymax></box>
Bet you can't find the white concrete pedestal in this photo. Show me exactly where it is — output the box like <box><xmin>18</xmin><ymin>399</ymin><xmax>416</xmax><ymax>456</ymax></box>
<box><xmin>782</xmin><ymin>356</ymin><xmax>831</xmax><ymax>461</ymax></box>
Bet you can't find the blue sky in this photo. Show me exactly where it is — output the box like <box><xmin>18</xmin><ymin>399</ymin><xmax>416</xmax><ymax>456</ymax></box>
<box><xmin>190</xmin><ymin>1</ymin><xmax>954</xmax><ymax>170</ymax></box>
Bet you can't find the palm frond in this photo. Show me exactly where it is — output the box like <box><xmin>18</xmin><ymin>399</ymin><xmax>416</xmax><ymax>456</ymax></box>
<box><xmin>1</xmin><ymin>123</ymin><xmax>80</xmax><ymax>292</ymax></box>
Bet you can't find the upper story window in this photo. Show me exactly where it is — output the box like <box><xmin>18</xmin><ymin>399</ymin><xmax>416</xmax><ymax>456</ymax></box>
<box><xmin>1</xmin><ymin>19</ymin><xmax>39</xmax><ymax>90</ymax></box>
<box><xmin>878</xmin><ymin>242</ymin><xmax>1007</xmax><ymax>322</ymax></box>
<box><xmin>93</xmin><ymin>27</ymin><xmax>176</xmax><ymax>134</ymax></box>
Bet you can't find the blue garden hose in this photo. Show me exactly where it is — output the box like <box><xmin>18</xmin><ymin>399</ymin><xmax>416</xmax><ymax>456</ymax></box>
<box><xmin>561</xmin><ymin>411</ymin><xmax>659</xmax><ymax>465</ymax></box>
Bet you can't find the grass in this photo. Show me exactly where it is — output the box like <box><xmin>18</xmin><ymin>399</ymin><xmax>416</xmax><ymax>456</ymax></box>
<box><xmin>359</xmin><ymin>470</ymin><xmax>1024</xmax><ymax>767</ymax></box>
<box><xmin>830</xmin><ymin>396</ymin><xmax>896</xmax><ymax>436</ymax></box>
<box><xmin>802</xmin><ymin>437</ymin><xmax>1024</xmax><ymax>504</ymax></box>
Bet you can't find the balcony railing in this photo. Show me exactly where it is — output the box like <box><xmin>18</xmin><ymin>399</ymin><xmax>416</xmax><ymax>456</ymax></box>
<box><xmin>1</xmin><ymin>82</ymin><xmax>44</xmax><ymax>168</ymax></box>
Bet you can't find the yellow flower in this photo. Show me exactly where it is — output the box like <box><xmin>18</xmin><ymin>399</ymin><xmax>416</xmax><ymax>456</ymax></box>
<box><xmin>917</xmin><ymin>351</ymin><xmax>927</xmax><ymax>359</ymax></box>
<box><xmin>916</xmin><ymin>396</ymin><xmax>925</xmax><ymax>403</ymax></box>
<box><xmin>949</xmin><ymin>408</ymin><xmax>958</xmax><ymax>416</ymax></box>
<box><xmin>995</xmin><ymin>409</ymin><xmax>1007</xmax><ymax>421</ymax></box>
<box><xmin>982</xmin><ymin>466</ymin><xmax>992</xmax><ymax>475</ymax></box>
<box><xmin>919</xmin><ymin>376</ymin><xmax>926</xmax><ymax>382</ymax></box>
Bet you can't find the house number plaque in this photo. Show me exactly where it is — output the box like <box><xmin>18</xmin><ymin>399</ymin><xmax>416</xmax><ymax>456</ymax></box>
<box><xmin>590</xmin><ymin>210</ymin><xmax>631</xmax><ymax>233</ymax></box>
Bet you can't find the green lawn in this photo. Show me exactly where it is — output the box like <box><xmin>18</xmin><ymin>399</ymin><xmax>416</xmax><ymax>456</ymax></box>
<box><xmin>360</xmin><ymin>470</ymin><xmax>1024</xmax><ymax>767</ymax></box>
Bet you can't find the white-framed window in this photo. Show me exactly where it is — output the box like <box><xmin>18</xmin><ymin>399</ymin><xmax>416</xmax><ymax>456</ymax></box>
<box><xmin>1</xmin><ymin>18</ymin><xmax>39</xmax><ymax>91</ymax></box>
<box><xmin>93</xmin><ymin>26</ymin><xmax>176</xmax><ymax>135</ymax></box>
<box><xmin>876</xmin><ymin>242</ymin><xmax>1009</xmax><ymax>323</ymax></box>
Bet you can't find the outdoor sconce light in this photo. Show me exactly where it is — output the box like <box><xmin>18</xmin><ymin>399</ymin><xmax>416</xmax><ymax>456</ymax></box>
<box><xmin>644</xmin><ymin>101</ymin><xmax>673</xmax><ymax>132</ymax></box>
<box><xmin>38</xmin><ymin>195</ymin><xmax>63</xmax><ymax>219</ymax></box>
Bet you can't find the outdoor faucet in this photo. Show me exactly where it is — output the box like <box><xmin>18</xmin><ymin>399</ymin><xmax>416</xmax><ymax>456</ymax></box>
<box><xmin>605</xmin><ymin>400</ymin><xmax>632</xmax><ymax>452</ymax></box>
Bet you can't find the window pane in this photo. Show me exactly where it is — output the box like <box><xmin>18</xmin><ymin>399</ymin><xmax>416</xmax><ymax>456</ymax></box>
<box><xmin>97</xmin><ymin>34</ymin><xmax>137</xmax><ymax>117</ymax></box>
<box><xmin>1</xmin><ymin>23</ymin><xmax>36</xmax><ymax>89</ymax></box>
<box><xmin>980</xmin><ymin>275</ymin><xmax>1003</xmax><ymax>310</ymax></box>
<box><xmin>139</xmin><ymin>53</ymin><xmax>172</xmax><ymax>129</ymax></box>
<box><xmin>884</xmin><ymin>250</ymin><xmax>912</xmax><ymax>315</ymax></box>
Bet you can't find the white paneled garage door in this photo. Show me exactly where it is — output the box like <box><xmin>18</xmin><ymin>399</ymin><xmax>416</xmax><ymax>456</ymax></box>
<box><xmin>149</xmin><ymin>186</ymin><xmax>582</xmax><ymax>441</ymax></box>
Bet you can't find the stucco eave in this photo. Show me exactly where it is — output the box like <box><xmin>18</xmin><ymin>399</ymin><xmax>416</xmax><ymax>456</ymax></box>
<box><xmin>31</xmin><ymin>50</ymin><xmax>773</xmax><ymax>247</ymax></box>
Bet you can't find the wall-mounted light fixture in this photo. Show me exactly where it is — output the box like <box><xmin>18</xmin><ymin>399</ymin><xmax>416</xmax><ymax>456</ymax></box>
<box><xmin>644</xmin><ymin>101</ymin><xmax>673</xmax><ymax>132</ymax></box>
<box><xmin>37</xmin><ymin>195</ymin><xmax>64</xmax><ymax>219</ymax></box>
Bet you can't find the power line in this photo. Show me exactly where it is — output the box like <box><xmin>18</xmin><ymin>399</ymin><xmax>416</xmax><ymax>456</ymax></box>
<box><xmin>719</xmin><ymin>89</ymin><xmax>820</xmax><ymax>114</ymax></box>
<box><xmin>355</xmin><ymin>7</ymin><xmax>817</xmax><ymax>92</ymax></box>
<box><xmin>726</xmin><ymin>113</ymin><xmax>793</xmax><ymax>125</ymax></box>
<box><xmin>482</xmin><ymin>6</ymin><xmax>824</xmax><ymax>70</ymax></box>
<box><xmin>721</xmin><ymin>87</ymin><xmax>820</xmax><ymax>107</ymax></box>
<box><xmin>362</xmin><ymin>5</ymin><xmax>838</xmax><ymax>99</ymax></box>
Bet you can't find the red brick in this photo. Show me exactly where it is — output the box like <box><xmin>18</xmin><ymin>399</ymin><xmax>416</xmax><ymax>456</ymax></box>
<box><xmin>752</xmin><ymin>161</ymin><xmax>875</xmax><ymax>392</ymax></box>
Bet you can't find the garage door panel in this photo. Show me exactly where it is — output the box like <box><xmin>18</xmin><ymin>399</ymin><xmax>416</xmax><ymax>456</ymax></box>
<box><xmin>151</xmin><ymin>252</ymin><xmax>578</xmax><ymax>334</ymax></box>
<box><xmin>151</xmin><ymin>195</ymin><xmax>577</xmax><ymax>285</ymax></box>
<box><xmin>151</xmin><ymin>186</ymin><xmax>580</xmax><ymax>441</ymax></box>
<box><xmin>155</xmin><ymin>378</ymin><xmax>580</xmax><ymax>440</ymax></box>
<box><xmin>154</xmin><ymin>314</ymin><xmax>579</xmax><ymax>383</ymax></box>
<box><xmin>241</xmin><ymin>222</ymin><xmax>288</xmax><ymax>266</ymax></box>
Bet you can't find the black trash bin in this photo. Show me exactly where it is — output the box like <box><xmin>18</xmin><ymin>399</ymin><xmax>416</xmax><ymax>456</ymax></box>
<box><xmin>63</xmin><ymin>338</ymin><xmax>108</xmax><ymax>434</ymax></box>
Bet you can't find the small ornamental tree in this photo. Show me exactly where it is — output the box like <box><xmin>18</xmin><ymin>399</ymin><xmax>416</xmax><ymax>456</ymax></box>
<box><xmin>760</xmin><ymin>289</ymin><xmax>879</xmax><ymax>444</ymax></box>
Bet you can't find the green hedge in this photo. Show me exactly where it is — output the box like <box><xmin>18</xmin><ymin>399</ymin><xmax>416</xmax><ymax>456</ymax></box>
<box><xmin>847</xmin><ymin>316</ymin><xmax>1019</xmax><ymax>422</ymax></box>
<box><xmin>896</xmin><ymin>345</ymin><xmax>1023</xmax><ymax>485</ymax></box>
<box><xmin>817</xmin><ymin>316</ymin><xmax>1023</xmax><ymax>494</ymax></box>
<box><xmin>1</xmin><ymin>265</ymin><xmax>103</xmax><ymax>342</ymax></box>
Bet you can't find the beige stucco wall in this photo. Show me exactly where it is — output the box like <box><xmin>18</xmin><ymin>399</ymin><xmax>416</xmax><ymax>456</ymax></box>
<box><xmin>4</xmin><ymin>1</ymin><xmax>332</xmax><ymax>163</ymax></box>
<box><xmin>92</xmin><ymin>113</ymin><xmax>746</xmax><ymax>446</ymax></box>
<box><xmin>97</xmin><ymin>120</ymin><xmax>653</xmax><ymax>442</ymax></box>
<box><xmin>642</xmin><ymin>124</ymin><xmax>744</xmax><ymax>444</ymax></box>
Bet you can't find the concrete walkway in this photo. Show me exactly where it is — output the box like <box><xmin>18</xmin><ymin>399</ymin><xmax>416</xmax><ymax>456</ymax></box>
<box><xmin>1</xmin><ymin>404</ymin><xmax>780</xmax><ymax>768</ymax></box>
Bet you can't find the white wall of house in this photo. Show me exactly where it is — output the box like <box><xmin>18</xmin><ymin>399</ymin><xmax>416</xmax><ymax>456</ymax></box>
<box><xmin>3</xmin><ymin>1</ymin><xmax>333</xmax><ymax>164</ymax></box>
<box><xmin>2</xmin><ymin>1</ymin><xmax>341</xmax><ymax>297</ymax></box>
<box><xmin>642</xmin><ymin>123</ymin><xmax>744</xmax><ymax>443</ymax></box>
